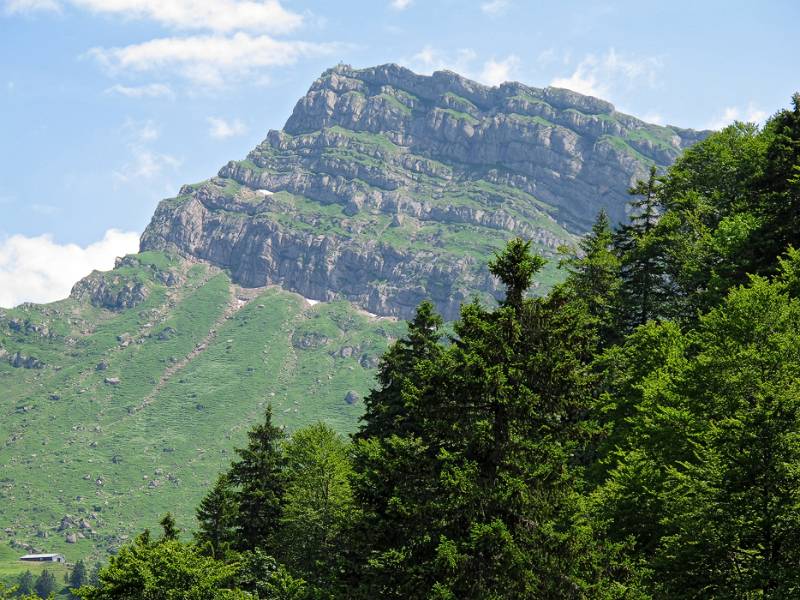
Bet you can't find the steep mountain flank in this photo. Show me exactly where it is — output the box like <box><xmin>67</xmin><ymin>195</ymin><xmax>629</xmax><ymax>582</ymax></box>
<box><xmin>142</xmin><ymin>63</ymin><xmax>707</xmax><ymax>320</ymax></box>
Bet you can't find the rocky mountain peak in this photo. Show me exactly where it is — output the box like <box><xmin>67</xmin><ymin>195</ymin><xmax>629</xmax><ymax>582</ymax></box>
<box><xmin>140</xmin><ymin>63</ymin><xmax>709</xmax><ymax>320</ymax></box>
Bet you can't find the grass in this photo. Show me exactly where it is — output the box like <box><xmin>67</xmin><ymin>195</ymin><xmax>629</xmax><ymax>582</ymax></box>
<box><xmin>508</xmin><ymin>113</ymin><xmax>557</xmax><ymax>128</ymax></box>
<box><xmin>0</xmin><ymin>255</ymin><xmax>401</xmax><ymax>566</ymax></box>
<box><xmin>437</xmin><ymin>108</ymin><xmax>480</xmax><ymax>125</ymax></box>
<box><xmin>378</xmin><ymin>93</ymin><xmax>412</xmax><ymax>116</ymax></box>
<box><xmin>599</xmin><ymin>135</ymin><xmax>656</xmax><ymax>165</ymax></box>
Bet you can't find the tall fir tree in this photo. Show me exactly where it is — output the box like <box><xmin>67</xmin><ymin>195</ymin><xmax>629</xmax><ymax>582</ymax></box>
<box><xmin>615</xmin><ymin>165</ymin><xmax>669</xmax><ymax>330</ymax></box>
<box><xmin>228</xmin><ymin>406</ymin><xmax>287</xmax><ymax>551</ymax></box>
<box><xmin>69</xmin><ymin>560</ymin><xmax>88</xmax><ymax>596</ymax></box>
<box><xmin>561</xmin><ymin>209</ymin><xmax>622</xmax><ymax>347</ymax></box>
<box><xmin>195</xmin><ymin>474</ymin><xmax>238</xmax><ymax>558</ymax></box>
<box><xmin>349</xmin><ymin>239</ymin><xmax>642</xmax><ymax>598</ymax></box>
<box><xmin>755</xmin><ymin>92</ymin><xmax>800</xmax><ymax>270</ymax></box>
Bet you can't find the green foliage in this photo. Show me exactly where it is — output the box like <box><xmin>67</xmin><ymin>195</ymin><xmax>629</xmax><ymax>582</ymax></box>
<box><xmin>277</xmin><ymin>423</ymin><xmax>354</xmax><ymax>583</ymax></box>
<box><xmin>33</xmin><ymin>570</ymin><xmax>55</xmax><ymax>599</ymax></box>
<box><xmin>159</xmin><ymin>513</ymin><xmax>180</xmax><ymax>541</ymax></box>
<box><xmin>17</xmin><ymin>571</ymin><xmax>34</xmax><ymax>596</ymax></box>
<box><xmin>228</xmin><ymin>407</ymin><xmax>287</xmax><ymax>552</ymax></box>
<box><xmin>75</xmin><ymin>533</ymin><xmax>245</xmax><ymax>600</ymax></box>
<box><xmin>68</xmin><ymin>561</ymin><xmax>87</xmax><ymax>596</ymax></box>
<box><xmin>348</xmin><ymin>239</ymin><xmax>639</xmax><ymax>598</ymax></box>
<box><xmin>196</xmin><ymin>474</ymin><xmax>239</xmax><ymax>558</ymax></box>
<box><xmin>560</xmin><ymin>210</ymin><xmax>622</xmax><ymax>347</ymax></box>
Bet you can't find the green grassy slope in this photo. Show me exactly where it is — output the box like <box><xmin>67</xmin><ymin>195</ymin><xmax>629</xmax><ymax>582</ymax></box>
<box><xmin>0</xmin><ymin>252</ymin><xmax>404</xmax><ymax>567</ymax></box>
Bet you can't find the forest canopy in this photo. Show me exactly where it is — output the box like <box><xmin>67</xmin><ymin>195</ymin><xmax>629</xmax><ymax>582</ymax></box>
<box><xmin>74</xmin><ymin>94</ymin><xmax>800</xmax><ymax>599</ymax></box>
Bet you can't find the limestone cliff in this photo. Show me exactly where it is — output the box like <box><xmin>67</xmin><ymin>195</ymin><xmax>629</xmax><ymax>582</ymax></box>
<box><xmin>141</xmin><ymin>63</ymin><xmax>707</xmax><ymax>319</ymax></box>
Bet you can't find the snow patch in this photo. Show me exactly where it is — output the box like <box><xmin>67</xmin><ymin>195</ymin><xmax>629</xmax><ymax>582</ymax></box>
<box><xmin>256</xmin><ymin>189</ymin><xmax>274</xmax><ymax>196</ymax></box>
<box><xmin>305</xmin><ymin>297</ymin><xmax>320</xmax><ymax>306</ymax></box>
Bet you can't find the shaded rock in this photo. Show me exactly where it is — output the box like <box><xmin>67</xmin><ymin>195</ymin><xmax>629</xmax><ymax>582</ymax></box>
<box><xmin>344</xmin><ymin>390</ymin><xmax>361</xmax><ymax>405</ymax></box>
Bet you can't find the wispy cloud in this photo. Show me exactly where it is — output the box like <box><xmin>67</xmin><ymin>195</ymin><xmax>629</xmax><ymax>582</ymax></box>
<box><xmin>207</xmin><ymin>116</ymin><xmax>246</xmax><ymax>139</ymax></box>
<box><xmin>706</xmin><ymin>103</ymin><xmax>767</xmax><ymax>130</ymax></box>
<box><xmin>550</xmin><ymin>48</ymin><xmax>662</xmax><ymax>99</ymax></box>
<box><xmin>480</xmin><ymin>0</ymin><xmax>509</xmax><ymax>15</ymax></box>
<box><xmin>479</xmin><ymin>55</ymin><xmax>519</xmax><ymax>86</ymax></box>
<box><xmin>4</xmin><ymin>0</ymin><xmax>60</xmax><ymax>14</ymax></box>
<box><xmin>121</xmin><ymin>118</ymin><xmax>160</xmax><ymax>143</ymax></box>
<box><xmin>89</xmin><ymin>33</ymin><xmax>340</xmax><ymax>87</ymax></box>
<box><xmin>113</xmin><ymin>147</ymin><xmax>180</xmax><ymax>182</ymax></box>
<box><xmin>410</xmin><ymin>46</ymin><xmax>520</xmax><ymax>87</ymax></box>
<box><xmin>0</xmin><ymin>229</ymin><xmax>140</xmax><ymax>308</ymax></box>
<box><xmin>7</xmin><ymin>0</ymin><xmax>302</xmax><ymax>33</ymax></box>
<box><xmin>390</xmin><ymin>0</ymin><xmax>412</xmax><ymax>10</ymax></box>
<box><xmin>105</xmin><ymin>82</ymin><xmax>174</xmax><ymax>99</ymax></box>
<box><xmin>112</xmin><ymin>119</ymin><xmax>178</xmax><ymax>183</ymax></box>
<box><xmin>411</xmin><ymin>46</ymin><xmax>477</xmax><ymax>75</ymax></box>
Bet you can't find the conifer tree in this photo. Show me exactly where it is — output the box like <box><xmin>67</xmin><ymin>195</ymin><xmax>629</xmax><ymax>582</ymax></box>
<box><xmin>615</xmin><ymin>165</ymin><xmax>668</xmax><ymax>329</ymax></box>
<box><xmin>561</xmin><ymin>209</ymin><xmax>622</xmax><ymax>346</ymax></box>
<box><xmin>160</xmin><ymin>512</ymin><xmax>179</xmax><ymax>541</ymax></box>
<box><xmin>756</xmin><ymin>92</ymin><xmax>800</xmax><ymax>268</ymax></box>
<box><xmin>17</xmin><ymin>571</ymin><xmax>34</xmax><ymax>596</ymax></box>
<box><xmin>34</xmin><ymin>570</ymin><xmax>55</xmax><ymax>599</ymax></box>
<box><xmin>350</xmin><ymin>239</ymin><xmax>641</xmax><ymax>598</ymax></box>
<box><xmin>357</xmin><ymin>299</ymin><xmax>443</xmax><ymax>440</ymax></box>
<box><xmin>69</xmin><ymin>560</ymin><xmax>87</xmax><ymax>594</ymax></box>
<box><xmin>228</xmin><ymin>406</ymin><xmax>287</xmax><ymax>551</ymax></box>
<box><xmin>195</xmin><ymin>474</ymin><xmax>238</xmax><ymax>557</ymax></box>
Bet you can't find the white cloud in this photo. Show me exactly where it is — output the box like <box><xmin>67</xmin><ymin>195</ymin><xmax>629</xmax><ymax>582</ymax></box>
<box><xmin>550</xmin><ymin>48</ymin><xmax>662</xmax><ymax>99</ymax></box>
<box><xmin>480</xmin><ymin>0</ymin><xmax>509</xmax><ymax>15</ymax></box>
<box><xmin>410</xmin><ymin>46</ymin><xmax>520</xmax><ymax>87</ymax></box>
<box><xmin>641</xmin><ymin>112</ymin><xmax>664</xmax><ymax>125</ymax></box>
<box><xmin>8</xmin><ymin>0</ymin><xmax>302</xmax><ymax>32</ymax></box>
<box><xmin>4</xmin><ymin>0</ymin><xmax>60</xmax><ymax>13</ymax></box>
<box><xmin>121</xmin><ymin>117</ymin><xmax>160</xmax><ymax>142</ymax></box>
<box><xmin>0</xmin><ymin>229</ymin><xmax>140</xmax><ymax>308</ymax></box>
<box><xmin>105</xmin><ymin>82</ymin><xmax>174</xmax><ymax>98</ymax></box>
<box><xmin>479</xmin><ymin>55</ymin><xmax>519</xmax><ymax>86</ymax></box>
<box><xmin>113</xmin><ymin>147</ymin><xmax>180</xmax><ymax>182</ymax></box>
<box><xmin>706</xmin><ymin>103</ymin><xmax>767</xmax><ymax>130</ymax></box>
<box><xmin>390</xmin><ymin>0</ymin><xmax>412</xmax><ymax>9</ymax></box>
<box><xmin>207</xmin><ymin>116</ymin><xmax>246</xmax><ymax>139</ymax></box>
<box><xmin>89</xmin><ymin>32</ymin><xmax>339</xmax><ymax>87</ymax></box>
<box><xmin>411</xmin><ymin>46</ymin><xmax>477</xmax><ymax>75</ymax></box>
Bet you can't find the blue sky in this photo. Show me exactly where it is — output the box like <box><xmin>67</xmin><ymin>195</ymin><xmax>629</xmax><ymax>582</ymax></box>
<box><xmin>0</xmin><ymin>0</ymin><xmax>797</xmax><ymax>306</ymax></box>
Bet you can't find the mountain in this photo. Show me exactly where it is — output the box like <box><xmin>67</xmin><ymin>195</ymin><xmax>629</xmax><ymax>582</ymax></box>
<box><xmin>142</xmin><ymin>63</ymin><xmax>706</xmax><ymax>320</ymax></box>
<box><xmin>0</xmin><ymin>64</ymin><xmax>707</xmax><ymax>566</ymax></box>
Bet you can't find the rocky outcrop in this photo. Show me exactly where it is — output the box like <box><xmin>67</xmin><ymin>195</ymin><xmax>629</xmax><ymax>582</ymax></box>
<box><xmin>8</xmin><ymin>351</ymin><xmax>44</xmax><ymax>369</ymax></box>
<box><xmin>70</xmin><ymin>273</ymin><xmax>149</xmax><ymax>311</ymax></box>
<box><xmin>141</xmin><ymin>63</ymin><xmax>708</xmax><ymax>319</ymax></box>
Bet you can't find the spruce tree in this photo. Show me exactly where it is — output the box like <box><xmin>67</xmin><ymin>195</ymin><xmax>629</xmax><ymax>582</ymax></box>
<box><xmin>228</xmin><ymin>406</ymin><xmax>287</xmax><ymax>551</ymax></box>
<box><xmin>756</xmin><ymin>92</ymin><xmax>800</xmax><ymax>269</ymax></box>
<box><xmin>615</xmin><ymin>165</ymin><xmax>668</xmax><ymax>329</ymax></box>
<box><xmin>561</xmin><ymin>209</ymin><xmax>622</xmax><ymax>346</ymax></box>
<box><xmin>34</xmin><ymin>569</ymin><xmax>55</xmax><ymax>599</ymax></box>
<box><xmin>357</xmin><ymin>299</ymin><xmax>443</xmax><ymax>440</ymax></box>
<box><xmin>17</xmin><ymin>571</ymin><xmax>34</xmax><ymax>596</ymax></box>
<box><xmin>69</xmin><ymin>560</ymin><xmax>87</xmax><ymax>593</ymax></box>
<box><xmin>349</xmin><ymin>239</ymin><xmax>641</xmax><ymax>598</ymax></box>
<box><xmin>195</xmin><ymin>473</ymin><xmax>238</xmax><ymax>557</ymax></box>
<box><xmin>160</xmin><ymin>512</ymin><xmax>179</xmax><ymax>541</ymax></box>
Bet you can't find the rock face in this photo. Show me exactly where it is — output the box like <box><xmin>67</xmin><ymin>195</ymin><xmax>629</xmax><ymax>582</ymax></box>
<box><xmin>141</xmin><ymin>63</ymin><xmax>708</xmax><ymax>319</ymax></box>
